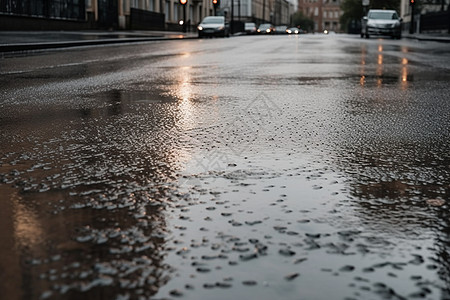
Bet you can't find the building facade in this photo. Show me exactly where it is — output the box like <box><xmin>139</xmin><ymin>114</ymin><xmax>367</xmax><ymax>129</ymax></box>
<box><xmin>322</xmin><ymin>0</ymin><xmax>340</xmax><ymax>32</ymax></box>
<box><xmin>400</xmin><ymin>0</ymin><xmax>449</xmax><ymax>33</ymax></box>
<box><xmin>273</xmin><ymin>0</ymin><xmax>294</xmax><ymax>25</ymax></box>
<box><xmin>113</xmin><ymin>0</ymin><xmax>215</xmax><ymax>29</ymax></box>
<box><xmin>0</xmin><ymin>0</ymin><xmax>297</xmax><ymax>31</ymax></box>
<box><xmin>297</xmin><ymin>0</ymin><xmax>342</xmax><ymax>32</ymax></box>
<box><xmin>220</xmin><ymin>0</ymin><xmax>271</xmax><ymax>24</ymax></box>
<box><xmin>218</xmin><ymin>0</ymin><xmax>293</xmax><ymax>25</ymax></box>
<box><xmin>0</xmin><ymin>0</ymin><xmax>215</xmax><ymax>30</ymax></box>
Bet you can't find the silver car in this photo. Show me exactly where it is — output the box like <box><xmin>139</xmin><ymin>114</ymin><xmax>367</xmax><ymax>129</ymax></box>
<box><xmin>361</xmin><ymin>9</ymin><xmax>402</xmax><ymax>39</ymax></box>
<box><xmin>245</xmin><ymin>22</ymin><xmax>257</xmax><ymax>34</ymax></box>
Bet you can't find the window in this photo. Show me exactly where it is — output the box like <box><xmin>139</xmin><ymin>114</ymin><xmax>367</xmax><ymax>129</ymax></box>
<box><xmin>149</xmin><ymin>0</ymin><xmax>154</xmax><ymax>11</ymax></box>
<box><xmin>165</xmin><ymin>1</ymin><xmax>169</xmax><ymax>21</ymax></box>
<box><xmin>174</xmin><ymin>3</ymin><xmax>179</xmax><ymax>21</ymax></box>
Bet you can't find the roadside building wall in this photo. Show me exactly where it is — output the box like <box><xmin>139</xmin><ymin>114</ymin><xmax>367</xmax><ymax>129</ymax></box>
<box><xmin>298</xmin><ymin>0</ymin><xmax>322</xmax><ymax>32</ymax></box>
<box><xmin>219</xmin><ymin>0</ymin><xmax>275</xmax><ymax>25</ymax></box>
<box><xmin>297</xmin><ymin>0</ymin><xmax>342</xmax><ymax>32</ymax></box>
<box><xmin>322</xmin><ymin>0</ymin><xmax>341</xmax><ymax>32</ymax></box>
<box><xmin>400</xmin><ymin>0</ymin><xmax>449</xmax><ymax>33</ymax></box>
<box><xmin>273</xmin><ymin>0</ymin><xmax>293</xmax><ymax>25</ymax></box>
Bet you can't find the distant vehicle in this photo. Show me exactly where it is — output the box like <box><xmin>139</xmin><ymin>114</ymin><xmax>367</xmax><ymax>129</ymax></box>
<box><xmin>274</xmin><ymin>25</ymin><xmax>288</xmax><ymax>34</ymax></box>
<box><xmin>361</xmin><ymin>9</ymin><xmax>402</xmax><ymax>39</ymax></box>
<box><xmin>197</xmin><ymin>16</ymin><xmax>230</xmax><ymax>38</ymax></box>
<box><xmin>257</xmin><ymin>23</ymin><xmax>274</xmax><ymax>34</ymax></box>
<box><xmin>287</xmin><ymin>27</ymin><xmax>305</xmax><ymax>34</ymax></box>
<box><xmin>286</xmin><ymin>27</ymin><xmax>301</xmax><ymax>34</ymax></box>
<box><xmin>245</xmin><ymin>22</ymin><xmax>257</xmax><ymax>34</ymax></box>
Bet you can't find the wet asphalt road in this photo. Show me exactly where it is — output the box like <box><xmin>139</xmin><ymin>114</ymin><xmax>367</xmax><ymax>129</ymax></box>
<box><xmin>1</xmin><ymin>34</ymin><xmax>450</xmax><ymax>300</ymax></box>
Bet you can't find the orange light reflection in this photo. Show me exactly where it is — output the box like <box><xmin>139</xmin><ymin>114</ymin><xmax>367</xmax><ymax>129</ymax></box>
<box><xmin>360</xmin><ymin>46</ymin><xmax>367</xmax><ymax>86</ymax></box>
<box><xmin>376</xmin><ymin>43</ymin><xmax>384</xmax><ymax>87</ymax></box>
<box><xmin>377</xmin><ymin>54</ymin><xmax>383</xmax><ymax>66</ymax></box>
<box><xmin>400</xmin><ymin>56</ymin><xmax>409</xmax><ymax>89</ymax></box>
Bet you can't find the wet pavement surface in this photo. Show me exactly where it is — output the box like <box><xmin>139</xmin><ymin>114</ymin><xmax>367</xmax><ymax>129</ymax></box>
<box><xmin>0</xmin><ymin>31</ymin><xmax>197</xmax><ymax>53</ymax></box>
<box><xmin>1</xmin><ymin>34</ymin><xmax>450</xmax><ymax>300</ymax></box>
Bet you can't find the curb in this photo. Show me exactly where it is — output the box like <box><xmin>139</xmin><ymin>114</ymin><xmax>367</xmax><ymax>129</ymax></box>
<box><xmin>0</xmin><ymin>35</ymin><xmax>198</xmax><ymax>53</ymax></box>
<box><xmin>403</xmin><ymin>35</ymin><xmax>450</xmax><ymax>43</ymax></box>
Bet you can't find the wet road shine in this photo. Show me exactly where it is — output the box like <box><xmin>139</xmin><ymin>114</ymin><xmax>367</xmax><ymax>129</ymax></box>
<box><xmin>1</xmin><ymin>34</ymin><xmax>450</xmax><ymax>300</ymax></box>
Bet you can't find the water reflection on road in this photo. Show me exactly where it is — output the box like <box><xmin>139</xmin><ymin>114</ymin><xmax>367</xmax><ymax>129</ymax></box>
<box><xmin>1</xmin><ymin>35</ymin><xmax>450</xmax><ymax>300</ymax></box>
<box><xmin>360</xmin><ymin>41</ymin><xmax>413</xmax><ymax>89</ymax></box>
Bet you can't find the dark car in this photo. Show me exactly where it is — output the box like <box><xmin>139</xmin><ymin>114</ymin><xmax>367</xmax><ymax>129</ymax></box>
<box><xmin>257</xmin><ymin>23</ymin><xmax>274</xmax><ymax>34</ymax></box>
<box><xmin>274</xmin><ymin>25</ymin><xmax>288</xmax><ymax>34</ymax></box>
<box><xmin>361</xmin><ymin>9</ymin><xmax>402</xmax><ymax>39</ymax></box>
<box><xmin>286</xmin><ymin>27</ymin><xmax>301</xmax><ymax>34</ymax></box>
<box><xmin>197</xmin><ymin>16</ymin><xmax>230</xmax><ymax>38</ymax></box>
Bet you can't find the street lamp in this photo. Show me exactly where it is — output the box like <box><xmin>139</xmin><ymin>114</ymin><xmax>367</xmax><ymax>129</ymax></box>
<box><xmin>212</xmin><ymin>0</ymin><xmax>220</xmax><ymax>16</ymax></box>
<box><xmin>231</xmin><ymin>0</ymin><xmax>234</xmax><ymax>33</ymax></box>
<box><xmin>409</xmin><ymin>0</ymin><xmax>415</xmax><ymax>34</ymax></box>
<box><xmin>179</xmin><ymin>0</ymin><xmax>188</xmax><ymax>32</ymax></box>
<box><xmin>362</xmin><ymin>0</ymin><xmax>369</xmax><ymax>16</ymax></box>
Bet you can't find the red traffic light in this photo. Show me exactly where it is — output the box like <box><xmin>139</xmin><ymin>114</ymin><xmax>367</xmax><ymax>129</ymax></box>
<box><xmin>409</xmin><ymin>0</ymin><xmax>415</xmax><ymax>5</ymax></box>
<box><xmin>212</xmin><ymin>0</ymin><xmax>220</xmax><ymax>5</ymax></box>
<box><xmin>180</xmin><ymin>0</ymin><xmax>187</xmax><ymax>5</ymax></box>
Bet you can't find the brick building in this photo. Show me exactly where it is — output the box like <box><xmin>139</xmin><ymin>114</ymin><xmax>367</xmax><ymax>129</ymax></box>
<box><xmin>297</xmin><ymin>0</ymin><xmax>342</xmax><ymax>32</ymax></box>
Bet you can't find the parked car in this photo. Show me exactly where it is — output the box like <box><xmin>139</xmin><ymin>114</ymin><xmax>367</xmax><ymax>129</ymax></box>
<box><xmin>361</xmin><ymin>9</ymin><xmax>402</xmax><ymax>39</ymax></box>
<box><xmin>257</xmin><ymin>23</ymin><xmax>274</xmax><ymax>34</ymax></box>
<box><xmin>197</xmin><ymin>16</ymin><xmax>230</xmax><ymax>38</ymax></box>
<box><xmin>245</xmin><ymin>22</ymin><xmax>257</xmax><ymax>34</ymax></box>
<box><xmin>274</xmin><ymin>25</ymin><xmax>288</xmax><ymax>34</ymax></box>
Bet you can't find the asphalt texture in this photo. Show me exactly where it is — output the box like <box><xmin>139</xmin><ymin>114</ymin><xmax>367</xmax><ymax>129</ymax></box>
<box><xmin>1</xmin><ymin>34</ymin><xmax>450</xmax><ymax>300</ymax></box>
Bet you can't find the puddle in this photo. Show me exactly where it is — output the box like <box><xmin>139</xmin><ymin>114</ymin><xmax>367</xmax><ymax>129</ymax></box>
<box><xmin>1</xmin><ymin>35</ymin><xmax>450</xmax><ymax>300</ymax></box>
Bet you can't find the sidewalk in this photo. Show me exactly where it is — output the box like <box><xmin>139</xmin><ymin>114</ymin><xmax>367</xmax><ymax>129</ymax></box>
<box><xmin>0</xmin><ymin>30</ymin><xmax>198</xmax><ymax>52</ymax></box>
<box><xmin>403</xmin><ymin>32</ymin><xmax>450</xmax><ymax>43</ymax></box>
<box><xmin>1</xmin><ymin>30</ymin><xmax>449</xmax><ymax>53</ymax></box>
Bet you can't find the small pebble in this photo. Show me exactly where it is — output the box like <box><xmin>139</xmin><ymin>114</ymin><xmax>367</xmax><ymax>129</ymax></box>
<box><xmin>285</xmin><ymin>273</ymin><xmax>299</xmax><ymax>281</ymax></box>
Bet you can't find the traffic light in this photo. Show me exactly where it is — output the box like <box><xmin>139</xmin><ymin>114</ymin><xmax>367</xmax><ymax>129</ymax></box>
<box><xmin>212</xmin><ymin>0</ymin><xmax>220</xmax><ymax>6</ymax></box>
<box><xmin>179</xmin><ymin>0</ymin><xmax>187</xmax><ymax>5</ymax></box>
<box><xmin>409</xmin><ymin>0</ymin><xmax>415</xmax><ymax>5</ymax></box>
